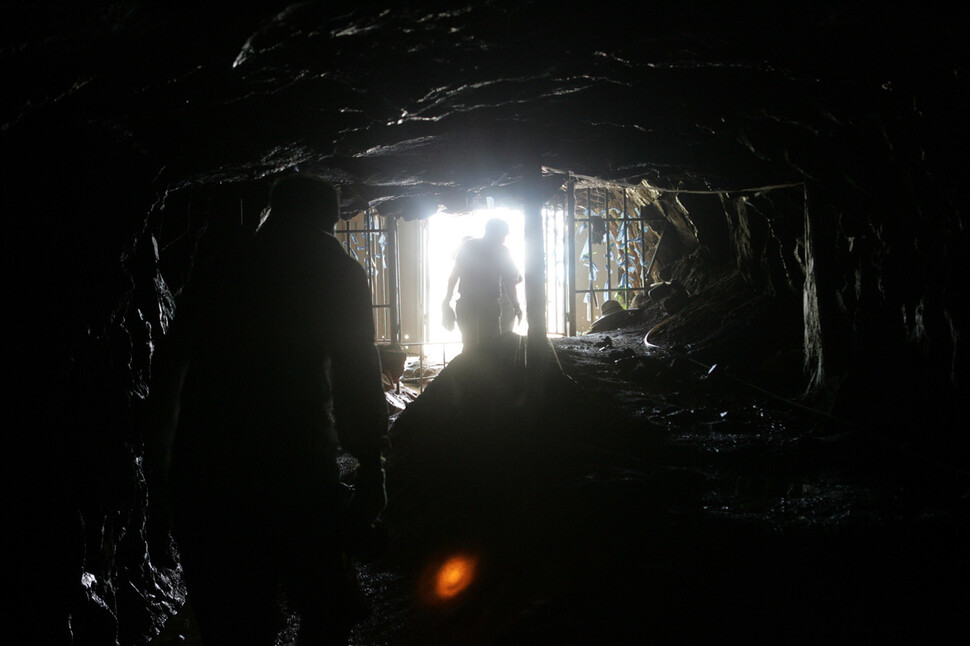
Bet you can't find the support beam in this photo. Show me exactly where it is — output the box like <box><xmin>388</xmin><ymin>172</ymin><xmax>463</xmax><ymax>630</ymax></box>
<box><xmin>523</xmin><ymin>165</ymin><xmax>548</xmax><ymax>368</ymax></box>
<box><xmin>386</xmin><ymin>214</ymin><xmax>402</xmax><ymax>348</ymax></box>
<box><xmin>566</xmin><ymin>177</ymin><xmax>577</xmax><ymax>336</ymax></box>
<box><xmin>604</xmin><ymin>187</ymin><xmax>611</xmax><ymax>300</ymax></box>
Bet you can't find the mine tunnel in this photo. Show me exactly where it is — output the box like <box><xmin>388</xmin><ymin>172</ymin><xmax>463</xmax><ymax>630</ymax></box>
<box><xmin>7</xmin><ymin>2</ymin><xmax>970</xmax><ymax>645</ymax></box>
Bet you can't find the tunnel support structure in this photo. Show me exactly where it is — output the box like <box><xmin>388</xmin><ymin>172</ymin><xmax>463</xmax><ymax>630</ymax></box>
<box><xmin>524</xmin><ymin>165</ymin><xmax>549</xmax><ymax>371</ymax></box>
<box><xmin>565</xmin><ymin>176</ymin><xmax>577</xmax><ymax>336</ymax></box>
<box><xmin>386</xmin><ymin>213</ymin><xmax>402</xmax><ymax>348</ymax></box>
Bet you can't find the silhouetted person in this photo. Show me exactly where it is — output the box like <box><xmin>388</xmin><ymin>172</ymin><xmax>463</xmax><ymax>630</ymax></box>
<box><xmin>442</xmin><ymin>218</ymin><xmax>521</xmax><ymax>349</ymax></box>
<box><xmin>499</xmin><ymin>273</ymin><xmax>524</xmax><ymax>335</ymax></box>
<box><xmin>147</xmin><ymin>175</ymin><xmax>389</xmax><ymax>646</ymax></box>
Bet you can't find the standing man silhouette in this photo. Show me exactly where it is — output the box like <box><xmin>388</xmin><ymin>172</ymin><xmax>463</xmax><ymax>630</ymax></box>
<box><xmin>147</xmin><ymin>174</ymin><xmax>389</xmax><ymax>645</ymax></box>
<box><xmin>442</xmin><ymin>218</ymin><xmax>522</xmax><ymax>349</ymax></box>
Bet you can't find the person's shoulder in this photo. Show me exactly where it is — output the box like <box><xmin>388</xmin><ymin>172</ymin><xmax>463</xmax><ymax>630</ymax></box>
<box><xmin>458</xmin><ymin>237</ymin><xmax>482</xmax><ymax>253</ymax></box>
<box><xmin>453</xmin><ymin>238</ymin><xmax>481</xmax><ymax>265</ymax></box>
<box><xmin>314</xmin><ymin>231</ymin><xmax>352</xmax><ymax>259</ymax></box>
<box><xmin>320</xmin><ymin>231</ymin><xmax>347</xmax><ymax>253</ymax></box>
<box><xmin>497</xmin><ymin>243</ymin><xmax>516</xmax><ymax>264</ymax></box>
<box><xmin>322</xmin><ymin>233</ymin><xmax>370</xmax><ymax>280</ymax></box>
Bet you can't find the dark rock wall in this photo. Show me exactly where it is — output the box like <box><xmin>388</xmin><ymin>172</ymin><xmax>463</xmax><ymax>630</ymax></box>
<box><xmin>799</xmin><ymin>92</ymin><xmax>969</xmax><ymax>453</ymax></box>
<box><xmin>658</xmin><ymin>59</ymin><xmax>970</xmax><ymax>455</ymax></box>
<box><xmin>4</xmin><ymin>2</ymin><xmax>969</xmax><ymax>644</ymax></box>
<box><xmin>7</xmin><ymin>117</ymin><xmax>180</xmax><ymax>645</ymax></box>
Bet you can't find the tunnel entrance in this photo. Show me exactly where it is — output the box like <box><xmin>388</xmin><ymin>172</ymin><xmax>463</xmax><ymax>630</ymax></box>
<box><xmin>333</xmin><ymin>172</ymin><xmax>810</xmax><ymax>401</ymax></box>
<box><xmin>336</xmin><ymin>178</ymin><xmax>676</xmax><ymax>392</ymax></box>
<box><xmin>424</xmin><ymin>206</ymin><xmax>527</xmax><ymax>348</ymax></box>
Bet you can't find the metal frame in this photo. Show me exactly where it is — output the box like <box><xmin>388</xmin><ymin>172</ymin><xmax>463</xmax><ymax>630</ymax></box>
<box><xmin>565</xmin><ymin>183</ymin><xmax>666</xmax><ymax>335</ymax></box>
<box><xmin>333</xmin><ymin>185</ymin><xmax>668</xmax><ymax>389</ymax></box>
<box><xmin>335</xmin><ymin>207</ymin><xmax>401</xmax><ymax>346</ymax></box>
<box><xmin>543</xmin><ymin>192</ymin><xmax>569</xmax><ymax>337</ymax></box>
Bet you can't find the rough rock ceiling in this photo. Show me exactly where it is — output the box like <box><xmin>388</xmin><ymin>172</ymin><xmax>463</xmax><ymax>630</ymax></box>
<box><xmin>3</xmin><ymin>1</ymin><xmax>966</xmax><ymax>216</ymax></box>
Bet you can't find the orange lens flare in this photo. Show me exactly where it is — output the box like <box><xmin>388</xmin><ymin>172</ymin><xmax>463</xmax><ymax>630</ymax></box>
<box><xmin>434</xmin><ymin>555</ymin><xmax>477</xmax><ymax>600</ymax></box>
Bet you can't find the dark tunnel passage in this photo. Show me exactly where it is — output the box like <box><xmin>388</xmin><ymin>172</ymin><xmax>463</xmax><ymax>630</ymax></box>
<box><xmin>5</xmin><ymin>2</ymin><xmax>970</xmax><ymax>644</ymax></box>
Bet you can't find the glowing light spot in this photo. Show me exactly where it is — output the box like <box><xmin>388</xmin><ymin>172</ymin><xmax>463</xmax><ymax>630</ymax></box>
<box><xmin>434</xmin><ymin>555</ymin><xmax>477</xmax><ymax>600</ymax></box>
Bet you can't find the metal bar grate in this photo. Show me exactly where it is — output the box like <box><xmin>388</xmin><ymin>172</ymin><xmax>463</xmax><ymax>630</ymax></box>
<box><xmin>335</xmin><ymin>209</ymin><xmax>396</xmax><ymax>342</ymax></box>
<box><xmin>567</xmin><ymin>185</ymin><xmax>662</xmax><ymax>331</ymax></box>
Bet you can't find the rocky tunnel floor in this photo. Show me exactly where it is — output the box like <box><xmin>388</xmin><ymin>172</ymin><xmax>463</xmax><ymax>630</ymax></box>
<box><xmin>152</xmin><ymin>290</ymin><xmax>970</xmax><ymax>646</ymax></box>
<box><xmin>352</xmin><ymin>323</ymin><xmax>970</xmax><ymax>642</ymax></box>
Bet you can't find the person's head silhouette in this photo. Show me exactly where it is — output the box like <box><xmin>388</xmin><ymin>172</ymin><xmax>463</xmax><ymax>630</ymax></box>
<box><xmin>483</xmin><ymin>217</ymin><xmax>509</xmax><ymax>244</ymax></box>
<box><xmin>268</xmin><ymin>174</ymin><xmax>340</xmax><ymax>233</ymax></box>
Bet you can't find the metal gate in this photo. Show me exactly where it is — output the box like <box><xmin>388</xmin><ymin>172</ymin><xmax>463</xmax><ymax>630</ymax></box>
<box><xmin>337</xmin><ymin>185</ymin><xmax>666</xmax><ymax>386</ymax></box>
<box><xmin>335</xmin><ymin>207</ymin><xmax>400</xmax><ymax>344</ymax></box>
<box><xmin>551</xmin><ymin>181</ymin><xmax>666</xmax><ymax>335</ymax></box>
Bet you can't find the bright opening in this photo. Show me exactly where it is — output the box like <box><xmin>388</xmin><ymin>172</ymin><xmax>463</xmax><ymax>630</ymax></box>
<box><xmin>426</xmin><ymin>206</ymin><xmax>527</xmax><ymax>355</ymax></box>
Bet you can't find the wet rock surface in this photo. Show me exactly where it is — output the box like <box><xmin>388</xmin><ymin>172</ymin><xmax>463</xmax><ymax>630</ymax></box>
<box><xmin>346</xmin><ymin>273</ymin><xmax>969</xmax><ymax>644</ymax></box>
